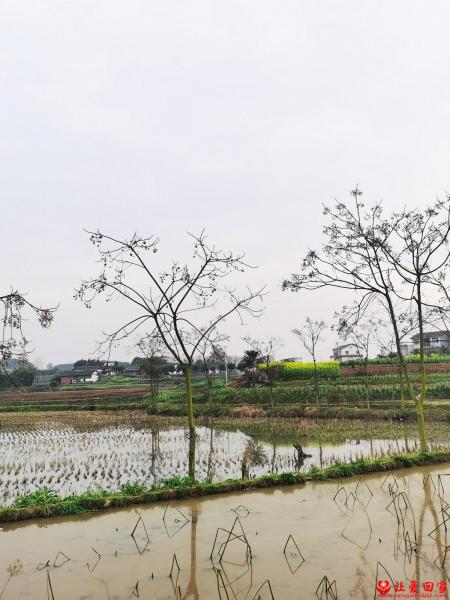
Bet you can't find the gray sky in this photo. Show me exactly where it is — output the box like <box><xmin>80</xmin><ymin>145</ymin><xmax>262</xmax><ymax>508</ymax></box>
<box><xmin>2</xmin><ymin>1</ymin><xmax>450</xmax><ymax>365</ymax></box>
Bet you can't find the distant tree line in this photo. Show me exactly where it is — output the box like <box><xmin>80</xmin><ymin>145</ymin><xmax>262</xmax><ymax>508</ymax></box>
<box><xmin>0</xmin><ymin>366</ymin><xmax>36</xmax><ymax>390</ymax></box>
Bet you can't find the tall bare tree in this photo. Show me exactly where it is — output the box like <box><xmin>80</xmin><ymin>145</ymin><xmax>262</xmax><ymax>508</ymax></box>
<box><xmin>292</xmin><ymin>319</ymin><xmax>326</xmax><ymax>405</ymax></box>
<box><xmin>381</xmin><ymin>198</ymin><xmax>450</xmax><ymax>430</ymax></box>
<box><xmin>76</xmin><ymin>230</ymin><xmax>264</xmax><ymax>477</ymax></box>
<box><xmin>283</xmin><ymin>187</ymin><xmax>448</xmax><ymax>450</ymax></box>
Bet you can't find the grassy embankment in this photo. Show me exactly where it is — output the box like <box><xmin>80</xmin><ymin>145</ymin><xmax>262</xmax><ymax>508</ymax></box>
<box><xmin>1</xmin><ymin>449</ymin><xmax>449</xmax><ymax>523</ymax></box>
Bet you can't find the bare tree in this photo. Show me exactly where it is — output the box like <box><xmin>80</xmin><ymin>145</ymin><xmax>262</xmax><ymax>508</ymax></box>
<box><xmin>196</xmin><ymin>332</ymin><xmax>228</xmax><ymax>409</ymax></box>
<box><xmin>292</xmin><ymin>319</ymin><xmax>326</xmax><ymax>405</ymax></box>
<box><xmin>134</xmin><ymin>334</ymin><xmax>170</xmax><ymax>405</ymax></box>
<box><xmin>336</xmin><ymin>318</ymin><xmax>378</xmax><ymax>409</ymax></box>
<box><xmin>1</xmin><ymin>290</ymin><xmax>56</xmax><ymax>374</ymax></box>
<box><xmin>282</xmin><ymin>187</ymin><xmax>432</xmax><ymax>450</ymax></box>
<box><xmin>75</xmin><ymin>230</ymin><xmax>264</xmax><ymax>477</ymax></box>
<box><xmin>381</xmin><ymin>198</ymin><xmax>450</xmax><ymax>431</ymax></box>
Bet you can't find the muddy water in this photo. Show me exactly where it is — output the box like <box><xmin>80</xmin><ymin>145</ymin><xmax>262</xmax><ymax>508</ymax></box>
<box><xmin>1</xmin><ymin>464</ymin><xmax>450</xmax><ymax>599</ymax></box>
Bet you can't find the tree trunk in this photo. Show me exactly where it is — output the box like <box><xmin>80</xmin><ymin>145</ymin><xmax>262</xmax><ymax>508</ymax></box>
<box><xmin>364</xmin><ymin>356</ymin><xmax>370</xmax><ymax>409</ymax></box>
<box><xmin>267</xmin><ymin>362</ymin><xmax>275</xmax><ymax>413</ymax></box>
<box><xmin>184</xmin><ymin>363</ymin><xmax>195</xmax><ymax>431</ymax></box>
<box><xmin>206</xmin><ymin>370</ymin><xmax>213</xmax><ymax>411</ymax></box>
<box><xmin>399</xmin><ymin>350</ymin><xmax>427</xmax><ymax>451</ymax></box>
<box><xmin>313</xmin><ymin>359</ymin><xmax>319</xmax><ymax>405</ymax></box>
<box><xmin>184</xmin><ymin>364</ymin><xmax>196</xmax><ymax>479</ymax></box>
<box><xmin>385</xmin><ymin>294</ymin><xmax>428</xmax><ymax>450</ymax></box>
<box><xmin>416</xmin><ymin>280</ymin><xmax>428</xmax><ymax>452</ymax></box>
<box><xmin>399</xmin><ymin>365</ymin><xmax>405</xmax><ymax>409</ymax></box>
<box><xmin>182</xmin><ymin>503</ymin><xmax>200</xmax><ymax>600</ymax></box>
<box><xmin>188</xmin><ymin>427</ymin><xmax>196</xmax><ymax>480</ymax></box>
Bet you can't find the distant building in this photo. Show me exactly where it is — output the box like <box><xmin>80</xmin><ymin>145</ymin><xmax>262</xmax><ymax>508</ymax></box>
<box><xmin>331</xmin><ymin>343</ymin><xmax>363</xmax><ymax>362</ymax></box>
<box><xmin>280</xmin><ymin>357</ymin><xmax>303</xmax><ymax>362</ymax></box>
<box><xmin>56</xmin><ymin>369</ymin><xmax>100</xmax><ymax>385</ymax></box>
<box><xmin>402</xmin><ymin>331</ymin><xmax>450</xmax><ymax>356</ymax></box>
<box><xmin>122</xmin><ymin>365</ymin><xmax>140</xmax><ymax>377</ymax></box>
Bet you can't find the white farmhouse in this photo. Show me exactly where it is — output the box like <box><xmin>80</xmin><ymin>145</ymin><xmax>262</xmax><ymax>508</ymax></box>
<box><xmin>331</xmin><ymin>342</ymin><xmax>363</xmax><ymax>362</ymax></box>
<box><xmin>402</xmin><ymin>331</ymin><xmax>450</xmax><ymax>356</ymax></box>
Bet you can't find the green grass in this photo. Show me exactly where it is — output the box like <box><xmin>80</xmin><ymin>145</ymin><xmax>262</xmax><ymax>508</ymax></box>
<box><xmin>12</xmin><ymin>487</ymin><xmax>60</xmax><ymax>508</ymax></box>
<box><xmin>307</xmin><ymin>450</ymin><xmax>449</xmax><ymax>479</ymax></box>
<box><xmin>1</xmin><ymin>449</ymin><xmax>449</xmax><ymax>523</ymax></box>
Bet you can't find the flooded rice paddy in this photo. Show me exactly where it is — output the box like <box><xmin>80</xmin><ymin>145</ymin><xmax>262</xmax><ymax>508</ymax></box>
<box><xmin>1</xmin><ymin>464</ymin><xmax>450</xmax><ymax>598</ymax></box>
<box><xmin>0</xmin><ymin>412</ymin><xmax>449</xmax><ymax>504</ymax></box>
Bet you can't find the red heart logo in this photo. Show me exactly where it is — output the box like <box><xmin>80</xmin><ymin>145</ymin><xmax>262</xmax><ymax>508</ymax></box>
<box><xmin>376</xmin><ymin>580</ymin><xmax>391</xmax><ymax>596</ymax></box>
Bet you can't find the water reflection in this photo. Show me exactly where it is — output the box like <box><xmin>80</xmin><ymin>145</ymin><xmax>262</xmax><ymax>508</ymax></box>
<box><xmin>0</xmin><ymin>417</ymin><xmax>446</xmax><ymax>503</ymax></box>
<box><xmin>189</xmin><ymin>428</ymin><xmax>196</xmax><ymax>481</ymax></box>
<box><xmin>3</xmin><ymin>466</ymin><xmax>450</xmax><ymax>598</ymax></box>
<box><xmin>182</xmin><ymin>501</ymin><xmax>200</xmax><ymax>600</ymax></box>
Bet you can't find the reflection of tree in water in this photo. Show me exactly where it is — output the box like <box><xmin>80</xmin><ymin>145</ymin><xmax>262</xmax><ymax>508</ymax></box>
<box><xmin>416</xmin><ymin>478</ymin><xmax>450</xmax><ymax>598</ymax></box>
<box><xmin>0</xmin><ymin>559</ymin><xmax>23</xmax><ymax>598</ymax></box>
<box><xmin>182</xmin><ymin>501</ymin><xmax>200</xmax><ymax>600</ymax></box>
<box><xmin>241</xmin><ymin>440</ymin><xmax>267</xmax><ymax>479</ymax></box>
<box><xmin>348</xmin><ymin>559</ymin><xmax>371</xmax><ymax>598</ymax></box>
<box><xmin>206</xmin><ymin>424</ymin><xmax>215</xmax><ymax>483</ymax></box>
<box><xmin>149</xmin><ymin>427</ymin><xmax>161</xmax><ymax>477</ymax></box>
<box><xmin>189</xmin><ymin>428</ymin><xmax>196</xmax><ymax>480</ymax></box>
<box><xmin>182</xmin><ymin>427</ymin><xmax>198</xmax><ymax>480</ymax></box>
<box><xmin>271</xmin><ymin>440</ymin><xmax>277</xmax><ymax>473</ymax></box>
<box><xmin>175</xmin><ymin>471</ymin><xmax>449</xmax><ymax>600</ymax></box>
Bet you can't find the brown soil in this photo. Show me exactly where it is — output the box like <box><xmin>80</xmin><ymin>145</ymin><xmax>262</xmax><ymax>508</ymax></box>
<box><xmin>341</xmin><ymin>362</ymin><xmax>450</xmax><ymax>376</ymax></box>
<box><xmin>0</xmin><ymin>386</ymin><xmax>152</xmax><ymax>403</ymax></box>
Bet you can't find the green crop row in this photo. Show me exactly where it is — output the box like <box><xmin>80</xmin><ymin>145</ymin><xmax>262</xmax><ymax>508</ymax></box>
<box><xmin>148</xmin><ymin>379</ymin><xmax>450</xmax><ymax>406</ymax></box>
<box><xmin>348</xmin><ymin>353</ymin><xmax>450</xmax><ymax>366</ymax></box>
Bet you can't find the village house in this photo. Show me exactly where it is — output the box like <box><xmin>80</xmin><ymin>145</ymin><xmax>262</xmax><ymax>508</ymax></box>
<box><xmin>401</xmin><ymin>331</ymin><xmax>450</xmax><ymax>356</ymax></box>
<box><xmin>56</xmin><ymin>369</ymin><xmax>101</xmax><ymax>385</ymax></box>
<box><xmin>331</xmin><ymin>342</ymin><xmax>363</xmax><ymax>362</ymax></box>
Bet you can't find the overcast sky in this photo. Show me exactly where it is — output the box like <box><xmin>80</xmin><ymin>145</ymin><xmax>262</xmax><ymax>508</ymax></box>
<box><xmin>2</xmin><ymin>1</ymin><xmax>450</xmax><ymax>365</ymax></box>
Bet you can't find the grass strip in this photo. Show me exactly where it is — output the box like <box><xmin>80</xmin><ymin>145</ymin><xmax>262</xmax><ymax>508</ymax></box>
<box><xmin>0</xmin><ymin>472</ymin><xmax>305</xmax><ymax>523</ymax></box>
<box><xmin>1</xmin><ymin>449</ymin><xmax>449</xmax><ymax>524</ymax></box>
